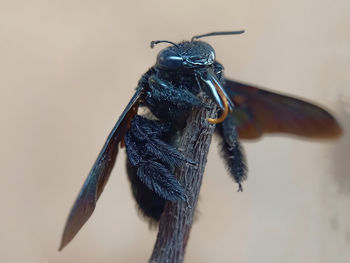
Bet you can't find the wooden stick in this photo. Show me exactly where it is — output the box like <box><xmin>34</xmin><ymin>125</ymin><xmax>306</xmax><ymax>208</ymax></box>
<box><xmin>149</xmin><ymin>95</ymin><xmax>217</xmax><ymax>263</ymax></box>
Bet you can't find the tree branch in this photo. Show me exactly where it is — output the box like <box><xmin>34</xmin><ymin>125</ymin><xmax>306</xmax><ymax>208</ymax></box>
<box><xmin>149</xmin><ymin>95</ymin><xmax>218</xmax><ymax>263</ymax></box>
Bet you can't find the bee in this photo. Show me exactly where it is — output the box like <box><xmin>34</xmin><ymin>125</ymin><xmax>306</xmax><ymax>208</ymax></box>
<box><xmin>59</xmin><ymin>31</ymin><xmax>342</xmax><ymax>250</ymax></box>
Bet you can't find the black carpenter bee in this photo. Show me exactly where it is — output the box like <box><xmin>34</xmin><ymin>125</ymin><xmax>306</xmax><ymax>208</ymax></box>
<box><xmin>59</xmin><ymin>31</ymin><xmax>342</xmax><ymax>250</ymax></box>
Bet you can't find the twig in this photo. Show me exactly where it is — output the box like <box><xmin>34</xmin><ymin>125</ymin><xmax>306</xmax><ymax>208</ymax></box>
<box><xmin>149</xmin><ymin>95</ymin><xmax>218</xmax><ymax>263</ymax></box>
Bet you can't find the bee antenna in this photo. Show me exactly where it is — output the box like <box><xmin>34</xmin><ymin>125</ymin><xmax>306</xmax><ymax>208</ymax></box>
<box><xmin>191</xmin><ymin>30</ymin><xmax>245</xmax><ymax>42</ymax></box>
<box><xmin>150</xmin><ymin>40</ymin><xmax>179</xmax><ymax>49</ymax></box>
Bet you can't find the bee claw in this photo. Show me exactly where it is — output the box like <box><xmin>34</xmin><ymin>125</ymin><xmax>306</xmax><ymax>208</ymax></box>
<box><xmin>187</xmin><ymin>158</ymin><xmax>197</xmax><ymax>166</ymax></box>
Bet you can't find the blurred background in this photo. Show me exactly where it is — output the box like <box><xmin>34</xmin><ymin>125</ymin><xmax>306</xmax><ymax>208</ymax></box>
<box><xmin>1</xmin><ymin>0</ymin><xmax>349</xmax><ymax>262</ymax></box>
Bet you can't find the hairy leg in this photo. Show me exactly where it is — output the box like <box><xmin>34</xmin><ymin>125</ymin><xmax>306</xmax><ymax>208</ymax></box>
<box><xmin>125</xmin><ymin>115</ymin><xmax>188</xmax><ymax>220</ymax></box>
<box><xmin>216</xmin><ymin>115</ymin><xmax>247</xmax><ymax>191</ymax></box>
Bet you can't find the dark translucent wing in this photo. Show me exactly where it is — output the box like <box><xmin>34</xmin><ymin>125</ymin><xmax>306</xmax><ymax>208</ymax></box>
<box><xmin>224</xmin><ymin>79</ymin><xmax>342</xmax><ymax>139</ymax></box>
<box><xmin>59</xmin><ymin>88</ymin><xmax>143</xmax><ymax>250</ymax></box>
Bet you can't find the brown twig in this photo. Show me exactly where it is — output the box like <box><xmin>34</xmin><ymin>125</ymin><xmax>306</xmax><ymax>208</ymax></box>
<box><xmin>149</xmin><ymin>95</ymin><xmax>218</xmax><ymax>263</ymax></box>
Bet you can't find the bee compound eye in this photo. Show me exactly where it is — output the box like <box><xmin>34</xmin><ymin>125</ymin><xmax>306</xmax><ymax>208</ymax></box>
<box><xmin>156</xmin><ymin>49</ymin><xmax>183</xmax><ymax>70</ymax></box>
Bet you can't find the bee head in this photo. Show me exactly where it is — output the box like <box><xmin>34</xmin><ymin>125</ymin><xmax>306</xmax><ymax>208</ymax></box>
<box><xmin>151</xmin><ymin>30</ymin><xmax>244</xmax><ymax>71</ymax></box>
<box><xmin>153</xmin><ymin>41</ymin><xmax>215</xmax><ymax>70</ymax></box>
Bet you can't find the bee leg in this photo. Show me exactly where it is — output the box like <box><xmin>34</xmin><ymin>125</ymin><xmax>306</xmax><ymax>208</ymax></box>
<box><xmin>124</xmin><ymin>115</ymin><xmax>187</xmax><ymax>220</ymax></box>
<box><xmin>145</xmin><ymin>74</ymin><xmax>203</xmax><ymax>125</ymax></box>
<box><xmin>216</xmin><ymin>115</ymin><xmax>247</xmax><ymax>191</ymax></box>
<box><xmin>126</xmin><ymin>160</ymin><xmax>165</xmax><ymax>221</ymax></box>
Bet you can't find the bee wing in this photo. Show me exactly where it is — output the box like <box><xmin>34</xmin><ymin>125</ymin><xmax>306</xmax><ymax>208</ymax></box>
<box><xmin>224</xmin><ymin>79</ymin><xmax>342</xmax><ymax>139</ymax></box>
<box><xmin>59</xmin><ymin>88</ymin><xmax>143</xmax><ymax>250</ymax></box>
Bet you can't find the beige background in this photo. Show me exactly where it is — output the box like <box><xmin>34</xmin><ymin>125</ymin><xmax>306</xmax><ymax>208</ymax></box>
<box><xmin>1</xmin><ymin>0</ymin><xmax>349</xmax><ymax>262</ymax></box>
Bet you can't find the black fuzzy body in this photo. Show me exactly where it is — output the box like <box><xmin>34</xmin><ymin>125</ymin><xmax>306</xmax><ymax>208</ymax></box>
<box><xmin>123</xmin><ymin>40</ymin><xmax>245</xmax><ymax>221</ymax></box>
<box><xmin>124</xmin><ymin>61</ymin><xmax>244</xmax><ymax>221</ymax></box>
